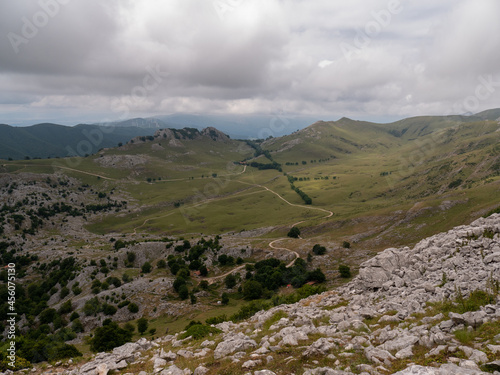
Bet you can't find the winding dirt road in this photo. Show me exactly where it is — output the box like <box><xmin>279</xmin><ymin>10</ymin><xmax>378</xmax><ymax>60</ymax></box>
<box><xmin>128</xmin><ymin>167</ymin><xmax>334</xmax><ymax>280</ymax></box>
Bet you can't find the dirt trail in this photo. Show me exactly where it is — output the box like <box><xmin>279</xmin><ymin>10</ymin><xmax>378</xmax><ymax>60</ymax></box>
<box><xmin>16</xmin><ymin>163</ymin><xmax>117</xmax><ymax>181</ymax></box>
<box><xmin>129</xmin><ymin>168</ymin><xmax>333</xmax><ymax>278</ymax></box>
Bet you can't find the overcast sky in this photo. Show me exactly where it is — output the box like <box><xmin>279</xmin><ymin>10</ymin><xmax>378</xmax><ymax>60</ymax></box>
<box><xmin>1</xmin><ymin>0</ymin><xmax>500</xmax><ymax>126</ymax></box>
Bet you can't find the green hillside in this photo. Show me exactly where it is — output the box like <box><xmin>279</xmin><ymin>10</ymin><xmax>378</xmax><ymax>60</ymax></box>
<box><xmin>2</xmin><ymin>112</ymin><xmax>499</xmax><ymax>251</ymax></box>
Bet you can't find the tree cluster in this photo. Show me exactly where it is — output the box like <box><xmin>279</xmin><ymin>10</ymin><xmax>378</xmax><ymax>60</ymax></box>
<box><xmin>242</xmin><ymin>257</ymin><xmax>326</xmax><ymax>300</ymax></box>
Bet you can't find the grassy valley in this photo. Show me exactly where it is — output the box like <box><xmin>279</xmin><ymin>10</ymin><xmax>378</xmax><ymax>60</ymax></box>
<box><xmin>0</xmin><ymin>113</ymin><xmax>499</xmax><ymax>369</ymax></box>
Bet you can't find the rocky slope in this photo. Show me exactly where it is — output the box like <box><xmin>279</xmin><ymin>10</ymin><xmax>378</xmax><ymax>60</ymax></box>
<box><xmin>16</xmin><ymin>214</ymin><xmax>500</xmax><ymax>375</ymax></box>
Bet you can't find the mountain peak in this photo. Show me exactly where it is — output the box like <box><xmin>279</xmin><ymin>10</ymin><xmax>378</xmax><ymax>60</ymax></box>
<box><xmin>201</xmin><ymin>127</ymin><xmax>230</xmax><ymax>142</ymax></box>
<box><xmin>337</xmin><ymin>117</ymin><xmax>356</xmax><ymax>123</ymax></box>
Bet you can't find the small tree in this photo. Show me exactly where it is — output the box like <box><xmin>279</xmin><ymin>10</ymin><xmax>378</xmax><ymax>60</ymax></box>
<box><xmin>199</xmin><ymin>280</ymin><xmax>209</xmax><ymax>290</ymax></box>
<box><xmin>126</xmin><ymin>251</ymin><xmax>136</xmax><ymax>266</ymax></box>
<box><xmin>218</xmin><ymin>254</ymin><xmax>228</xmax><ymax>265</ymax></box>
<box><xmin>128</xmin><ymin>303</ymin><xmax>139</xmax><ymax>313</ymax></box>
<box><xmin>114</xmin><ymin>240</ymin><xmax>126</xmax><ymax>250</ymax></box>
<box><xmin>141</xmin><ymin>262</ymin><xmax>152</xmax><ymax>273</ymax></box>
<box><xmin>102</xmin><ymin>304</ymin><xmax>117</xmax><ymax>316</ymax></box>
<box><xmin>178</xmin><ymin>284</ymin><xmax>189</xmax><ymax>300</ymax></box>
<box><xmin>69</xmin><ymin>312</ymin><xmax>79</xmax><ymax>321</ymax></box>
<box><xmin>190</xmin><ymin>293</ymin><xmax>197</xmax><ymax>305</ymax></box>
<box><xmin>39</xmin><ymin>308</ymin><xmax>57</xmax><ymax>324</ymax></box>
<box><xmin>307</xmin><ymin>268</ymin><xmax>326</xmax><ymax>283</ymax></box>
<box><xmin>342</xmin><ymin>241</ymin><xmax>351</xmax><ymax>249</ymax></box>
<box><xmin>60</xmin><ymin>286</ymin><xmax>70</xmax><ymax>299</ymax></box>
<box><xmin>123</xmin><ymin>322</ymin><xmax>135</xmax><ymax>333</ymax></box>
<box><xmin>199</xmin><ymin>265</ymin><xmax>208</xmax><ymax>277</ymax></box>
<box><xmin>137</xmin><ymin>317</ymin><xmax>148</xmax><ymax>335</ymax></box>
<box><xmin>312</xmin><ymin>244</ymin><xmax>326</xmax><ymax>255</ymax></box>
<box><xmin>157</xmin><ymin>259</ymin><xmax>167</xmax><ymax>269</ymax></box>
<box><xmin>173</xmin><ymin>276</ymin><xmax>186</xmax><ymax>293</ymax></box>
<box><xmin>221</xmin><ymin>292</ymin><xmax>229</xmax><ymax>305</ymax></box>
<box><xmin>58</xmin><ymin>300</ymin><xmax>73</xmax><ymax>314</ymax></box>
<box><xmin>90</xmin><ymin>322</ymin><xmax>132</xmax><ymax>352</ymax></box>
<box><xmin>287</xmin><ymin>227</ymin><xmax>300</xmax><ymax>238</ymax></box>
<box><xmin>339</xmin><ymin>264</ymin><xmax>351</xmax><ymax>278</ymax></box>
<box><xmin>242</xmin><ymin>280</ymin><xmax>263</xmax><ymax>300</ymax></box>
<box><xmin>71</xmin><ymin>319</ymin><xmax>84</xmax><ymax>333</ymax></box>
<box><xmin>225</xmin><ymin>274</ymin><xmax>237</xmax><ymax>289</ymax></box>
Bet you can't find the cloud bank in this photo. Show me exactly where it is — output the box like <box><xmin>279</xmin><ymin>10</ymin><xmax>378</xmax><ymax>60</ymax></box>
<box><xmin>1</xmin><ymin>0</ymin><xmax>500</xmax><ymax>125</ymax></box>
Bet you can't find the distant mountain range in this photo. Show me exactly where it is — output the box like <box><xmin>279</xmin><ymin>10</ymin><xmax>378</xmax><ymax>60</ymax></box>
<box><xmin>0</xmin><ymin>113</ymin><xmax>319</xmax><ymax>160</ymax></box>
<box><xmin>1</xmin><ymin>109</ymin><xmax>498</xmax><ymax>160</ymax></box>
<box><xmin>98</xmin><ymin>113</ymin><xmax>320</xmax><ymax>139</ymax></box>
<box><xmin>0</xmin><ymin>123</ymin><xmax>157</xmax><ymax>160</ymax></box>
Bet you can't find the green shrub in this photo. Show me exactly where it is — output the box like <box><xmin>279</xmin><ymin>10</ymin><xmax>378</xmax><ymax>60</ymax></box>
<box><xmin>178</xmin><ymin>284</ymin><xmax>189</xmax><ymax>300</ymax></box>
<box><xmin>69</xmin><ymin>311</ymin><xmax>79</xmax><ymax>321</ymax></box>
<box><xmin>102</xmin><ymin>304</ymin><xmax>117</xmax><ymax>316</ymax></box>
<box><xmin>141</xmin><ymin>262</ymin><xmax>152</xmax><ymax>273</ymax></box>
<box><xmin>338</xmin><ymin>264</ymin><xmax>351</xmax><ymax>278</ymax></box>
<box><xmin>71</xmin><ymin>319</ymin><xmax>84</xmax><ymax>333</ymax></box>
<box><xmin>287</xmin><ymin>227</ymin><xmax>300</xmax><ymax>238</ymax></box>
<box><xmin>128</xmin><ymin>303</ymin><xmax>139</xmax><ymax>313</ymax></box>
<box><xmin>312</xmin><ymin>244</ymin><xmax>326</xmax><ymax>255</ymax></box>
<box><xmin>205</xmin><ymin>315</ymin><xmax>227</xmax><ymax>325</ymax></box>
<box><xmin>83</xmin><ymin>297</ymin><xmax>101</xmax><ymax>316</ymax></box>
<box><xmin>263</xmin><ymin>310</ymin><xmax>288</xmax><ymax>331</ymax></box>
<box><xmin>58</xmin><ymin>300</ymin><xmax>73</xmax><ymax>314</ymax></box>
<box><xmin>137</xmin><ymin>317</ymin><xmax>148</xmax><ymax>335</ymax></box>
<box><xmin>190</xmin><ymin>293</ymin><xmax>197</xmax><ymax>304</ymax></box>
<box><xmin>179</xmin><ymin>324</ymin><xmax>221</xmax><ymax>340</ymax></box>
<box><xmin>39</xmin><ymin>308</ymin><xmax>57</xmax><ymax>324</ymax></box>
<box><xmin>90</xmin><ymin>322</ymin><xmax>132</xmax><ymax>352</ymax></box>
<box><xmin>448</xmin><ymin>179</ymin><xmax>462</xmax><ymax>189</ymax></box>
<box><xmin>242</xmin><ymin>280</ymin><xmax>263</xmax><ymax>300</ymax></box>
<box><xmin>456</xmin><ymin>289</ymin><xmax>495</xmax><ymax>313</ymax></box>
<box><xmin>72</xmin><ymin>284</ymin><xmax>82</xmax><ymax>295</ymax></box>
<box><xmin>225</xmin><ymin>274</ymin><xmax>237</xmax><ymax>289</ymax></box>
<box><xmin>59</xmin><ymin>286</ymin><xmax>70</xmax><ymax>299</ymax></box>
<box><xmin>0</xmin><ymin>355</ymin><xmax>31</xmax><ymax>371</ymax></box>
<box><xmin>118</xmin><ymin>300</ymin><xmax>130</xmax><ymax>308</ymax></box>
<box><xmin>484</xmin><ymin>206</ymin><xmax>500</xmax><ymax>217</ymax></box>
<box><xmin>123</xmin><ymin>322</ymin><xmax>135</xmax><ymax>333</ymax></box>
<box><xmin>114</xmin><ymin>240</ymin><xmax>126</xmax><ymax>250</ymax></box>
<box><xmin>230</xmin><ymin>300</ymin><xmax>271</xmax><ymax>322</ymax></box>
<box><xmin>453</xmin><ymin>329</ymin><xmax>475</xmax><ymax>344</ymax></box>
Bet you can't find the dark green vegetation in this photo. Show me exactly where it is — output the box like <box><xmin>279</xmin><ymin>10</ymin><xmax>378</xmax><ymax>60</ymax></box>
<box><xmin>0</xmin><ymin>256</ymin><xmax>84</xmax><ymax>363</ymax></box>
<box><xmin>205</xmin><ymin>283</ymin><xmax>326</xmax><ymax>325</ymax></box>
<box><xmin>90</xmin><ymin>321</ymin><xmax>133</xmax><ymax>352</ymax></box>
<box><xmin>0</xmin><ymin>123</ymin><xmax>157</xmax><ymax>160</ymax></box>
<box><xmin>338</xmin><ymin>264</ymin><xmax>351</xmax><ymax>278</ymax></box>
<box><xmin>179</xmin><ymin>321</ymin><xmax>221</xmax><ymax>340</ymax></box>
<box><xmin>287</xmin><ymin>226</ymin><xmax>301</xmax><ymax>238</ymax></box>
<box><xmin>244</xmin><ymin>257</ymin><xmax>325</xmax><ymax>294</ymax></box>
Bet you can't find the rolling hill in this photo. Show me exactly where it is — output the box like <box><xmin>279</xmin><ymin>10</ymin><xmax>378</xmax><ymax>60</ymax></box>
<box><xmin>3</xmin><ymin>109</ymin><xmax>498</xmax><ymax>249</ymax></box>
<box><xmin>1</xmin><ymin>109</ymin><xmax>499</xmax><ymax>371</ymax></box>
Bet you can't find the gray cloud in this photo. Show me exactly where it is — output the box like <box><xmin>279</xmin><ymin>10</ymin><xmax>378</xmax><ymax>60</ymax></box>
<box><xmin>1</xmin><ymin>0</ymin><xmax>500</xmax><ymax>125</ymax></box>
